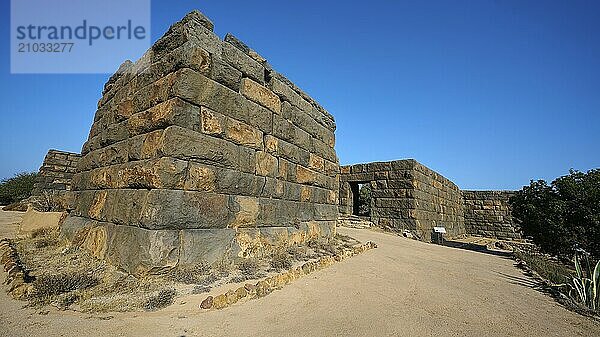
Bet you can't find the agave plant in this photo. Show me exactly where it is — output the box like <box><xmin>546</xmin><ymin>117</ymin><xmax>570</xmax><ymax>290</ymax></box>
<box><xmin>566</xmin><ymin>250</ymin><xmax>600</xmax><ymax>312</ymax></box>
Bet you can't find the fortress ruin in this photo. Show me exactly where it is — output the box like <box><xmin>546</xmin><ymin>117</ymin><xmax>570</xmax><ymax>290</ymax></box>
<box><xmin>30</xmin><ymin>10</ymin><xmax>519</xmax><ymax>274</ymax></box>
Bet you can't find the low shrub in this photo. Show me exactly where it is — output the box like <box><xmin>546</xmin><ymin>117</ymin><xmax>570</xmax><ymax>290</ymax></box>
<box><xmin>514</xmin><ymin>251</ymin><xmax>572</xmax><ymax>285</ymax></box>
<box><xmin>167</xmin><ymin>262</ymin><xmax>210</xmax><ymax>284</ymax></box>
<box><xmin>237</xmin><ymin>258</ymin><xmax>260</xmax><ymax>277</ymax></box>
<box><xmin>31</xmin><ymin>271</ymin><xmax>99</xmax><ymax>303</ymax></box>
<box><xmin>270</xmin><ymin>250</ymin><xmax>292</xmax><ymax>271</ymax></box>
<box><xmin>143</xmin><ymin>288</ymin><xmax>176</xmax><ymax>311</ymax></box>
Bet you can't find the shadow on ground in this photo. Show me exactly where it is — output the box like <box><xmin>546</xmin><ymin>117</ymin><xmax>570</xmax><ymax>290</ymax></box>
<box><xmin>442</xmin><ymin>240</ymin><xmax>513</xmax><ymax>257</ymax></box>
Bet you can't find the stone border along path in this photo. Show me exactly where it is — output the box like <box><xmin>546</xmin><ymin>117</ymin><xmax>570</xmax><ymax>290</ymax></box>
<box><xmin>199</xmin><ymin>241</ymin><xmax>378</xmax><ymax>310</ymax></box>
<box><xmin>0</xmin><ymin>238</ymin><xmax>32</xmax><ymax>298</ymax></box>
<box><xmin>0</xmin><ymin>235</ymin><xmax>376</xmax><ymax>312</ymax></box>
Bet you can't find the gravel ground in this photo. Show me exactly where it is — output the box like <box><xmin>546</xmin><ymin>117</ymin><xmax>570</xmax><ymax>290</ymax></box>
<box><xmin>1</xmin><ymin>210</ymin><xmax>598</xmax><ymax>337</ymax></box>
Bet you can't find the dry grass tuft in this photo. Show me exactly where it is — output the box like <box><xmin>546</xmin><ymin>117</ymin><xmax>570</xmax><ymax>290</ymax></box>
<box><xmin>30</xmin><ymin>271</ymin><xmax>99</xmax><ymax>304</ymax></box>
<box><xmin>143</xmin><ymin>288</ymin><xmax>177</xmax><ymax>311</ymax></box>
<box><xmin>167</xmin><ymin>262</ymin><xmax>211</xmax><ymax>284</ymax></box>
<box><xmin>270</xmin><ymin>250</ymin><xmax>293</xmax><ymax>271</ymax></box>
<box><xmin>237</xmin><ymin>258</ymin><xmax>260</xmax><ymax>277</ymax></box>
<box><xmin>212</xmin><ymin>254</ymin><xmax>235</xmax><ymax>277</ymax></box>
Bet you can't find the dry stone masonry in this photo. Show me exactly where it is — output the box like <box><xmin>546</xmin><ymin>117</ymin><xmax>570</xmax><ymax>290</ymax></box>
<box><xmin>36</xmin><ymin>10</ymin><xmax>522</xmax><ymax>274</ymax></box>
<box><xmin>340</xmin><ymin>160</ymin><xmax>521</xmax><ymax>240</ymax></box>
<box><xmin>61</xmin><ymin>11</ymin><xmax>339</xmax><ymax>274</ymax></box>
<box><xmin>31</xmin><ymin>150</ymin><xmax>81</xmax><ymax>196</ymax></box>
<box><xmin>462</xmin><ymin>190</ymin><xmax>520</xmax><ymax>239</ymax></box>
<box><xmin>339</xmin><ymin>159</ymin><xmax>465</xmax><ymax>240</ymax></box>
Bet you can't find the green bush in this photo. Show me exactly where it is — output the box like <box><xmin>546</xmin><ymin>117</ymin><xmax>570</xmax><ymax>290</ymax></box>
<box><xmin>0</xmin><ymin>172</ymin><xmax>38</xmax><ymax>205</ymax></box>
<box><xmin>510</xmin><ymin>169</ymin><xmax>600</xmax><ymax>260</ymax></box>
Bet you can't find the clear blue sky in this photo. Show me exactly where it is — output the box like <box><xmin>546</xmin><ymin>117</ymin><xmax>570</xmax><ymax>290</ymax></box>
<box><xmin>1</xmin><ymin>0</ymin><xmax>599</xmax><ymax>190</ymax></box>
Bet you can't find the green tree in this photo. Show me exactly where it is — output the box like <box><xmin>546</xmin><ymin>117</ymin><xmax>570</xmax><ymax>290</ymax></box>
<box><xmin>0</xmin><ymin>172</ymin><xmax>38</xmax><ymax>205</ymax></box>
<box><xmin>511</xmin><ymin>169</ymin><xmax>600</xmax><ymax>260</ymax></box>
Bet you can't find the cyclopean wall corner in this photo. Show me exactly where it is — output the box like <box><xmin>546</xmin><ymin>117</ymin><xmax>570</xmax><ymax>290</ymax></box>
<box><xmin>339</xmin><ymin>160</ymin><xmax>522</xmax><ymax>241</ymax></box>
<box><xmin>31</xmin><ymin>149</ymin><xmax>81</xmax><ymax>196</ymax></box>
<box><xmin>61</xmin><ymin>10</ymin><xmax>339</xmax><ymax>275</ymax></box>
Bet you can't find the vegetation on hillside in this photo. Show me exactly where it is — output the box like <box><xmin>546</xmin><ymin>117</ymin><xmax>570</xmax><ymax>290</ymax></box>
<box><xmin>0</xmin><ymin>172</ymin><xmax>38</xmax><ymax>205</ymax></box>
<box><xmin>510</xmin><ymin>169</ymin><xmax>599</xmax><ymax>261</ymax></box>
<box><xmin>510</xmin><ymin>169</ymin><xmax>600</xmax><ymax>315</ymax></box>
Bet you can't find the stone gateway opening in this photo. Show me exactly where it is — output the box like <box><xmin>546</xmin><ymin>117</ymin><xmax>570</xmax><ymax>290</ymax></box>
<box><xmin>351</xmin><ymin>183</ymin><xmax>371</xmax><ymax>217</ymax></box>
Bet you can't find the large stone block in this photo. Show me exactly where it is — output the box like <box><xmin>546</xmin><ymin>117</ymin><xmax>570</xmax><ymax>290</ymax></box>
<box><xmin>222</xmin><ymin>42</ymin><xmax>265</xmax><ymax>84</ymax></box>
<box><xmin>159</xmin><ymin>126</ymin><xmax>241</xmax><ymax>169</ymax></box>
<box><xmin>225</xmin><ymin>117</ymin><xmax>264</xmax><ymax>150</ymax></box>
<box><xmin>139</xmin><ymin>189</ymin><xmax>232</xmax><ymax>229</ymax></box>
<box><xmin>241</xmin><ymin>78</ymin><xmax>281</xmax><ymax>113</ymax></box>
<box><xmin>171</xmin><ymin>68</ymin><xmax>273</xmax><ymax>133</ymax></box>
<box><xmin>255</xmin><ymin>151</ymin><xmax>278</xmax><ymax>177</ymax></box>
<box><xmin>127</xmin><ymin>98</ymin><xmax>200</xmax><ymax>136</ymax></box>
<box><xmin>179</xmin><ymin>229</ymin><xmax>238</xmax><ymax>265</ymax></box>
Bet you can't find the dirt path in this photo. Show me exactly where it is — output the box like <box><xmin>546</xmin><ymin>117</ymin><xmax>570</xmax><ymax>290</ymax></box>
<box><xmin>1</xmin><ymin>210</ymin><xmax>598</xmax><ymax>336</ymax></box>
<box><xmin>0</xmin><ymin>210</ymin><xmax>22</xmax><ymax>239</ymax></box>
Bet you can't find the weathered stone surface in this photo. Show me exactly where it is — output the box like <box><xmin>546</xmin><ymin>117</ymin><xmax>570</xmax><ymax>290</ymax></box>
<box><xmin>212</xmin><ymin>294</ymin><xmax>229</xmax><ymax>309</ymax></box>
<box><xmin>61</xmin><ymin>217</ymin><xmax>180</xmax><ymax>275</ymax></box>
<box><xmin>140</xmin><ymin>189</ymin><xmax>232</xmax><ymax>229</ymax></box>
<box><xmin>63</xmin><ymin>10</ymin><xmax>338</xmax><ymax>274</ymax></box>
<box><xmin>179</xmin><ymin>229</ymin><xmax>238</xmax><ymax>265</ymax></box>
<box><xmin>264</xmin><ymin>135</ymin><xmax>278</xmax><ymax>154</ymax></box>
<box><xmin>223</xmin><ymin>33</ymin><xmax>268</xmax><ymax>66</ymax></box>
<box><xmin>255</xmin><ymin>151</ymin><xmax>278</xmax><ymax>177</ymax></box>
<box><xmin>172</xmin><ymin>69</ymin><xmax>273</xmax><ymax>133</ymax></box>
<box><xmin>462</xmin><ymin>190</ymin><xmax>520</xmax><ymax>239</ymax></box>
<box><xmin>340</xmin><ymin>159</ymin><xmax>465</xmax><ymax>239</ymax></box>
<box><xmin>32</xmin><ymin>150</ymin><xmax>81</xmax><ymax>196</ymax></box>
<box><xmin>222</xmin><ymin>43</ymin><xmax>265</xmax><ymax>84</ymax></box>
<box><xmin>241</xmin><ymin>78</ymin><xmax>281</xmax><ymax>113</ymax></box>
<box><xmin>127</xmin><ymin>98</ymin><xmax>200</xmax><ymax>136</ymax></box>
<box><xmin>209</xmin><ymin>59</ymin><xmax>242</xmax><ymax>91</ymax></box>
<box><xmin>77</xmin><ymin>157</ymin><xmax>188</xmax><ymax>190</ymax></box>
<box><xmin>184</xmin><ymin>162</ymin><xmax>216</xmax><ymax>192</ymax></box>
<box><xmin>160</xmin><ymin>126</ymin><xmax>240</xmax><ymax>169</ymax></box>
<box><xmin>225</xmin><ymin>118</ymin><xmax>263</xmax><ymax>150</ymax></box>
<box><xmin>200</xmin><ymin>106</ymin><xmax>224</xmax><ymax>136</ymax></box>
<box><xmin>230</xmin><ymin>196</ymin><xmax>260</xmax><ymax>228</ymax></box>
<box><xmin>199</xmin><ymin>296</ymin><xmax>213</xmax><ymax>309</ymax></box>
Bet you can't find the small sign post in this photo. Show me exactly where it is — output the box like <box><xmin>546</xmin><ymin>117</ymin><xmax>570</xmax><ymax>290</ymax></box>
<box><xmin>432</xmin><ymin>227</ymin><xmax>446</xmax><ymax>245</ymax></box>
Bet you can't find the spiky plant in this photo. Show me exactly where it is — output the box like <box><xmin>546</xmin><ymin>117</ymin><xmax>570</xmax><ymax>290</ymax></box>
<box><xmin>567</xmin><ymin>251</ymin><xmax>600</xmax><ymax>312</ymax></box>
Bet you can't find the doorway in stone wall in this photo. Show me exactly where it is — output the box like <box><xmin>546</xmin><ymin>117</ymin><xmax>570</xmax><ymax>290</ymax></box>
<box><xmin>350</xmin><ymin>182</ymin><xmax>371</xmax><ymax>217</ymax></box>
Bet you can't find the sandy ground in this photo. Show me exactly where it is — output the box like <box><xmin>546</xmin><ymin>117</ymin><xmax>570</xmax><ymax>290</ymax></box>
<box><xmin>0</xmin><ymin>210</ymin><xmax>22</xmax><ymax>239</ymax></box>
<box><xmin>1</xmin><ymin>210</ymin><xmax>598</xmax><ymax>337</ymax></box>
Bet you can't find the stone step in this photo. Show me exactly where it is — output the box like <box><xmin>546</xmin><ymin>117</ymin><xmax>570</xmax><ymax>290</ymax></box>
<box><xmin>337</xmin><ymin>215</ymin><xmax>374</xmax><ymax>229</ymax></box>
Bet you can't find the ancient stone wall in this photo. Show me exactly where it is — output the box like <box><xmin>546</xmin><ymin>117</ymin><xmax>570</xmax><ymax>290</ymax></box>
<box><xmin>62</xmin><ymin>11</ymin><xmax>339</xmax><ymax>274</ymax></box>
<box><xmin>31</xmin><ymin>149</ymin><xmax>81</xmax><ymax>196</ymax></box>
<box><xmin>339</xmin><ymin>159</ymin><xmax>465</xmax><ymax>240</ymax></box>
<box><xmin>462</xmin><ymin>190</ymin><xmax>520</xmax><ymax>239</ymax></box>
